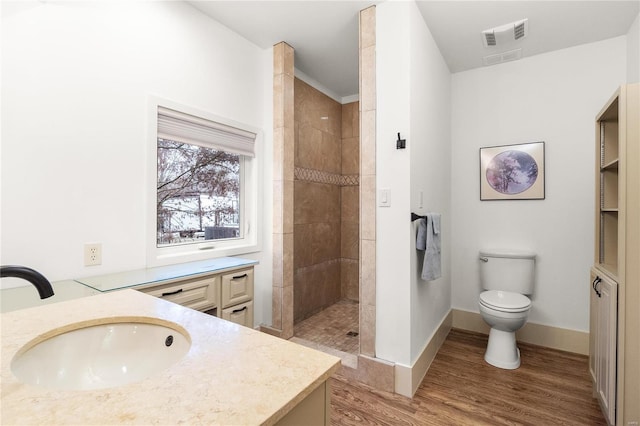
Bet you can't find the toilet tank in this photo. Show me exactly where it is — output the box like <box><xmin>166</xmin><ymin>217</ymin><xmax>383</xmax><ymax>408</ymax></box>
<box><xmin>479</xmin><ymin>249</ymin><xmax>536</xmax><ymax>294</ymax></box>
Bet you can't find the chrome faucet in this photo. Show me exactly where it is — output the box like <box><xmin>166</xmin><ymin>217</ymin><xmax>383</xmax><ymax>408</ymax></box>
<box><xmin>0</xmin><ymin>265</ymin><xmax>54</xmax><ymax>299</ymax></box>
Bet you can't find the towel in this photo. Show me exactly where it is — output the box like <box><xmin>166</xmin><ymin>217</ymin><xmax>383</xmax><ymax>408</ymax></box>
<box><xmin>416</xmin><ymin>213</ymin><xmax>441</xmax><ymax>281</ymax></box>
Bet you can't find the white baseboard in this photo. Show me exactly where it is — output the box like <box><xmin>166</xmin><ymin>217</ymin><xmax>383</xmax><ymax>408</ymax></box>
<box><xmin>452</xmin><ymin>309</ymin><xmax>589</xmax><ymax>355</ymax></box>
<box><xmin>394</xmin><ymin>310</ymin><xmax>452</xmax><ymax>398</ymax></box>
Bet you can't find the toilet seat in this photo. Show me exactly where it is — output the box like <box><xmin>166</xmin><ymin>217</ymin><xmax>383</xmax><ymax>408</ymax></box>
<box><xmin>479</xmin><ymin>290</ymin><xmax>531</xmax><ymax>313</ymax></box>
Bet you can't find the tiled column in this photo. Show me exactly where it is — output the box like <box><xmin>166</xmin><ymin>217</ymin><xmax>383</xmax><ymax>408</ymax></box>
<box><xmin>273</xmin><ymin>42</ymin><xmax>295</xmax><ymax>339</ymax></box>
<box><xmin>359</xmin><ymin>7</ymin><xmax>376</xmax><ymax>357</ymax></box>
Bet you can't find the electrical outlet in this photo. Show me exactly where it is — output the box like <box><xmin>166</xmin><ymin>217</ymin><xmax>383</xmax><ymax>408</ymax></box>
<box><xmin>84</xmin><ymin>243</ymin><xmax>102</xmax><ymax>266</ymax></box>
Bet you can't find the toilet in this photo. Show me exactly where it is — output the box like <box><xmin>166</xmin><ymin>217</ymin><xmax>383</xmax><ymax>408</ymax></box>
<box><xmin>478</xmin><ymin>249</ymin><xmax>536</xmax><ymax>369</ymax></box>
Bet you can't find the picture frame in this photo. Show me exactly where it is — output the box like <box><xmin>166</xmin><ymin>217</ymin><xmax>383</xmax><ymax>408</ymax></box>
<box><xmin>480</xmin><ymin>141</ymin><xmax>545</xmax><ymax>201</ymax></box>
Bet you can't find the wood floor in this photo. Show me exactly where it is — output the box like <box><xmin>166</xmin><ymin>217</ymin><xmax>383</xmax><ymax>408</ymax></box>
<box><xmin>330</xmin><ymin>329</ymin><xmax>606</xmax><ymax>425</ymax></box>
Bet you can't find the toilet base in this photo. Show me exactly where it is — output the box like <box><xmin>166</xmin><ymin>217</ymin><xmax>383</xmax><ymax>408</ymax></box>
<box><xmin>484</xmin><ymin>328</ymin><xmax>521</xmax><ymax>369</ymax></box>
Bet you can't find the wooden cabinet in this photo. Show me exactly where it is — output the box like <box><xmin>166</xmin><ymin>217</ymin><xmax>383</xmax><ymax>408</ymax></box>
<box><xmin>275</xmin><ymin>381</ymin><xmax>330</xmax><ymax>426</ymax></box>
<box><xmin>589</xmin><ymin>269</ymin><xmax>617</xmax><ymax>425</ymax></box>
<box><xmin>591</xmin><ymin>83</ymin><xmax>639</xmax><ymax>426</ymax></box>
<box><xmin>221</xmin><ymin>268</ymin><xmax>254</xmax><ymax>309</ymax></box>
<box><xmin>138</xmin><ymin>266</ymin><xmax>255</xmax><ymax>328</ymax></box>
<box><xmin>139</xmin><ymin>275</ymin><xmax>219</xmax><ymax>312</ymax></box>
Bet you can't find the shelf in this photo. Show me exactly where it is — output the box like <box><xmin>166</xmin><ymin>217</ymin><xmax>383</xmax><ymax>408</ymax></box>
<box><xmin>601</xmin><ymin>159</ymin><xmax>619</xmax><ymax>170</ymax></box>
<box><xmin>599</xmin><ymin>212</ymin><xmax>618</xmax><ymax>268</ymax></box>
<box><xmin>596</xmin><ymin>263</ymin><xmax>619</xmax><ymax>282</ymax></box>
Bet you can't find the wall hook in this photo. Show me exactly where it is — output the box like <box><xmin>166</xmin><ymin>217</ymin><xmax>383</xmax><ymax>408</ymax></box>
<box><xmin>396</xmin><ymin>132</ymin><xmax>406</xmax><ymax>149</ymax></box>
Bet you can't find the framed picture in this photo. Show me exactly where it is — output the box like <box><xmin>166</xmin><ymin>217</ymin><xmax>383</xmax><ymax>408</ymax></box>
<box><xmin>480</xmin><ymin>141</ymin><xmax>545</xmax><ymax>201</ymax></box>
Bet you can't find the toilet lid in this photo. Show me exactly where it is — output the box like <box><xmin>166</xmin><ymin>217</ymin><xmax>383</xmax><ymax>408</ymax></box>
<box><xmin>479</xmin><ymin>290</ymin><xmax>531</xmax><ymax>312</ymax></box>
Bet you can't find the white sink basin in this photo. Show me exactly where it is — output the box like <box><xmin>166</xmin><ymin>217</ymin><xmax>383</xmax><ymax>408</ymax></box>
<box><xmin>11</xmin><ymin>317</ymin><xmax>191</xmax><ymax>390</ymax></box>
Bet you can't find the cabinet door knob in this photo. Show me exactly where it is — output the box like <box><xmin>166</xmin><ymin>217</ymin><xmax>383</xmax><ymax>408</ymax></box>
<box><xmin>592</xmin><ymin>276</ymin><xmax>602</xmax><ymax>298</ymax></box>
<box><xmin>232</xmin><ymin>306</ymin><xmax>248</xmax><ymax>314</ymax></box>
<box><xmin>232</xmin><ymin>273</ymin><xmax>248</xmax><ymax>280</ymax></box>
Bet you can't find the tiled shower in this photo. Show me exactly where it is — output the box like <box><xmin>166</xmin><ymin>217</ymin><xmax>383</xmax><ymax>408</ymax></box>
<box><xmin>292</xmin><ymin>77</ymin><xmax>360</xmax><ymax>352</ymax></box>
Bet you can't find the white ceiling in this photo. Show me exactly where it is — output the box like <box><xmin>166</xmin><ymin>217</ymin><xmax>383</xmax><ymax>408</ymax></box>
<box><xmin>189</xmin><ymin>1</ymin><xmax>639</xmax><ymax>100</ymax></box>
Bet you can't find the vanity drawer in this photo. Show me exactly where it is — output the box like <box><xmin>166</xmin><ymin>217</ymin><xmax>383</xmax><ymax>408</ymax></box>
<box><xmin>221</xmin><ymin>300</ymin><xmax>253</xmax><ymax>328</ymax></box>
<box><xmin>138</xmin><ymin>276</ymin><xmax>219</xmax><ymax>312</ymax></box>
<box><xmin>221</xmin><ymin>268</ymin><xmax>253</xmax><ymax>309</ymax></box>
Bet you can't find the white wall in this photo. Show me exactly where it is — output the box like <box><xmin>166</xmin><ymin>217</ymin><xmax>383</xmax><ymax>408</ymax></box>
<box><xmin>376</xmin><ymin>0</ymin><xmax>412</xmax><ymax>365</ymax></box>
<box><xmin>628</xmin><ymin>13</ymin><xmax>640</xmax><ymax>83</ymax></box>
<box><xmin>450</xmin><ymin>37</ymin><xmax>627</xmax><ymax>332</ymax></box>
<box><xmin>376</xmin><ymin>0</ymin><xmax>451</xmax><ymax>366</ymax></box>
<box><xmin>407</xmin><ymin>3</ymin><xmax>451</xmax><ymax>364</ymax></box>
<box><xmin>0</xmin><ymin>1</ymin><xmax>273</xmax><ymax>326</ymax></box>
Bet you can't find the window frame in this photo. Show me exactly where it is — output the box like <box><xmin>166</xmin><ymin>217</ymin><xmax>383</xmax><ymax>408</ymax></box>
<box><xmin>146</xmin><ymin>96</ymin><xmax>262</xmax><ymax>267</ymax></box>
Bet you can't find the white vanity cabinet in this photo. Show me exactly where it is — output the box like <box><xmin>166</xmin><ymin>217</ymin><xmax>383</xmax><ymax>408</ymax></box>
<box><xmin>137</xmin><ymin>275</ymin><xmax>220</xmax><ymax>313</ymax></box>
<box><xmin>74</xmin><ymin>258</ymin><xmax>258</xmax><ymax>328</ymax></box>
<box><xmin>137</xmin><ymin>266</ymin><xmax>255</xmax><ymax>328</ymax></box>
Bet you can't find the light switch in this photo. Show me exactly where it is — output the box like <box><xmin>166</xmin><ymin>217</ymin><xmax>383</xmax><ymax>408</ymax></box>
<box><xmin>379</xmin><ymin>189</ymin><xmax>391</xmax><ymax>207</ymax></box>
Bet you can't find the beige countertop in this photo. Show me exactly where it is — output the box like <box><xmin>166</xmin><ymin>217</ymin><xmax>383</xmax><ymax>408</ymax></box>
<box><xmin>1</xmin><ymin>290</ymin><xmax>340</xmax><ymax>425</ymax></box>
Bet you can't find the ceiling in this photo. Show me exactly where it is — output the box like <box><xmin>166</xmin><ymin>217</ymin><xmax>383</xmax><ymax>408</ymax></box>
<box><xmin>189</xmin><ymin>1</ymin><xmax>639</xmax><ymax>101</ymax></box>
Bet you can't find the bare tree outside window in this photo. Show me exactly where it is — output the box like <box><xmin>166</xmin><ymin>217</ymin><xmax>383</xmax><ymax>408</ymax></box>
<box><xmin>157</xmin><ymin>139</ymin><xmax>241</xmax><ymax>246</ymax></box>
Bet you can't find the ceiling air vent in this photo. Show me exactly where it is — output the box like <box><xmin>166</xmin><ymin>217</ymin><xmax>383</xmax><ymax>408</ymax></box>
<box><xmin>484</xmin><ymin>32</ymin><xmax>496</xmax><ymax>46</ymax></box>
<box><xmin>514</xmin><ymin>20</ymin><xmax>527</xmax><ymax>40</ymax></box>
<box><xmin>482</xmin><ymin>18</ymin><xmax>528</xmax><ymax>47</ymax></box>
<box><xmin>483</xmin><ymin>48</ymin><xmax>522</xmax><ymax>66</ymax></box>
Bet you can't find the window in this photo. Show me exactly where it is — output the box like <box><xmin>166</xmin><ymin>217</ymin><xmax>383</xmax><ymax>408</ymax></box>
<box><xmin>147</xmin><ymin>99</ymin><xmax>261</xmax><ymax>266</ymax></box>
<box><xmin>156</xmin><ymin>139</ymin><xmax>241</xmax><ymax>246</ymax></box>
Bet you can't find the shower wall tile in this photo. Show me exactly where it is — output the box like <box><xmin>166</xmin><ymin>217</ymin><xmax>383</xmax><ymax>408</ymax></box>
<box><xmin>273</xmin><ymin>179</ymin><xmax>283</xmax><ymax>234</ymax></box>
<box><xmin>360</xmin><ymin>303</ymin><xmax>376</xmax><ymax>356</ymax></box>
<box><xmin>273</xmin><ymin>42</ymin><xmax>294</xmax><ymax>77</ymax></box>
<box><xmin>272</xmin><ymin>286</ymin><xmax>282</xmax><ymax>329</ymax></box>
<box><xmin>272</xmin><ymin>41</ymin><xmax>294</xmax><ymax>338</ymax></box>
<box><xmin>341</xmin><ymin>221</ymin><xmax>359</xmax><ymax>260</ymax></box>
<box><xmin>282</xmin><ymin>284</ymin><xmax>294</xmax><ymax>338</ymax></box>
<box><xmin>360</xmin><ymin>175</ymin><xmax>376</xmax><ymax>241</ymax></box>
<box><xmin>360</xmin><ymin>6</ymin><xmax>376</xmax><ymax>50</ymax></box>
<box><xmin>360</xmin><ymin>46</ymin><xmax>376</xmax><ymax>113</ymax></box>
<box><xmin>294</xmin><ymin>260</ymin><xmax>341</xmax><ymax>323</ymax></box>
<box><xmin>273</xmin><ymin>42</ymin><xmax>283</xmax><ymax>74</ymax></box>
<box><xmin>321</xmin><ymin>132</ymin><xmax>342</xmax><ymax>174</ymax></box>
<box><xmin>294</xmin><ymin>181</ymin><xmax>341</xmax><ymax>225</ymax></box>
<box><xmin>282</xmin><ymin>75</ymin><xmax>295</xmax><ymax>129</ymax></box>
<box><xmin>283</xmin><ymin>232</ymin><xmax>294</xmax><ymax>288</ymax></box>
<box><xmin>341</xmin><ymin>260</ymin><xmax>359</xmax><ymax>301</ymax></box>
<box><xmin>283</xmin><ymin>126</ymin><xmax>295</xmax><ymax>182</ymax></box>
<box><xmin>296</xmin><ymin>124</ymin><xmax>322</xmax><ymax>169</ymax></box>
<box><xmin>361</xmin><ymin>110</ymin><xmax>376</xmax><ymax>176</ymax></box>
<box><xmin>342</xmin><ymin>102</ymin><xmax>354</xmax><ymax>138</ymax></box>
<box><xmin>341</xmin><ymin>186</ymin><xmax>359</xmax><ymax>223</ymax></box>
<box><xmin>351</xmin><ymin>103</ymin><xmax>360</xmax><ymax>138</ymax></box>
<box><xmin>342</xmin><ymin>137</ymin><xmax>360</xmax><ymax>175</ymax></box>
<box><xmin>273</xmin><ymin>74</ymin><xmax>284</xmax><ymax>129</ymax></box>
<box><xmin>360</xmin><ymin>239</ymin><xmax>376</xmax><ymax>307</ymax></box>
<box><xmin>282</xmin><ymin>179</ymin><xmax>294</xmax><ymax>234</ymax></box>
<box><xmin>359</xmin><ymin>5</ymin><xmax>376</xmax><ymax>359</ymax></box>
<box><xmin>312</xmin><ymin>222</ymin><xmax>341</xmax><ymax>264</ymax></box>
<box><xmin>295</xmin><ymin>78</ymin><xmax>342</xmax><ymax>138</ymax></box>
<box><xmin>272</xmin><ymin>238</ymin><xmax>283</xmax><ymax>287</ymax></box>
<box><xmin>273</xmin><ymin>127</ymin><xmax>283</xmax><ymax>181</ymax></box>
<box><xmin>294</xmin><ymin>223</ymin><xmax>340</xmax><ymax>268</ymax></box>
<box><xmin>293</xmin><ymin>224</ymin><xmax>312</xmax><ymax>269</ymax></box>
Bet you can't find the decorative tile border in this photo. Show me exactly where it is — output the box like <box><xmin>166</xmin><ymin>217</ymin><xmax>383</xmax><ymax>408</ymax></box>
<box><xmin>294</xmin><ymin>167</ymin><xmax>360</xmax><ymax>186</ymax></box>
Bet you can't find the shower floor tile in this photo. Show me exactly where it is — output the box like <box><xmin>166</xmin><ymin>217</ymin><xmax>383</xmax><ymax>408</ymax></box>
<box><xmin>293</xmin><ymin>299</ymin><xmax>359</xmax><ymax>355</ymax></box>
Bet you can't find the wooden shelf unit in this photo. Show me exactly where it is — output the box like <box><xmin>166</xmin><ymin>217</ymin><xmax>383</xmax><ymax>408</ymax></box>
<box><xmin>591</xmin><ymin>83</ymin><xmax>639</xmax><ymax>426</ymax></box>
